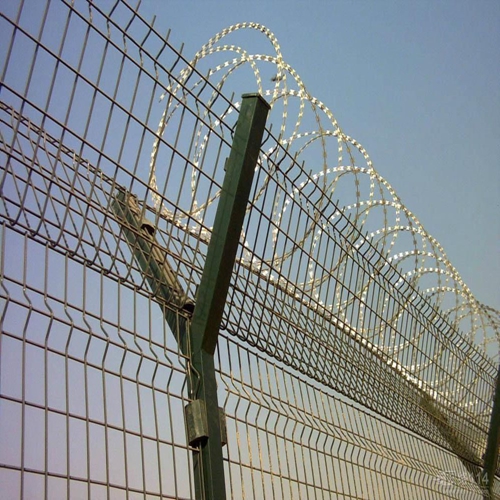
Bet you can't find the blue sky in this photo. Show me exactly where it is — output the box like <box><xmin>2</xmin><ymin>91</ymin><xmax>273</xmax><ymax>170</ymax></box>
<box><xmin>139</xmin><ymin>0</ymin><xmax>500</xmax><ymax>311</ymax></box>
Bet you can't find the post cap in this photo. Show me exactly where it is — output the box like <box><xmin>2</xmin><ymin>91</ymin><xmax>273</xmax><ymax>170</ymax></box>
<box><xmin>241</xmin><ymin>92</ymin><xmax>271</xmax><ymax>110</ymax></box>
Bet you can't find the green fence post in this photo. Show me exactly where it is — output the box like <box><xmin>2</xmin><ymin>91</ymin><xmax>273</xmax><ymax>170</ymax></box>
<box><xmin>111</xmin><ymin>189</ymin><xmax>192</xmax><ymax>353</ymax></box>
<box><xmin>189</xmin><ymin>93</ymin><xmax>270</xmax><ymax>500</ymax></box>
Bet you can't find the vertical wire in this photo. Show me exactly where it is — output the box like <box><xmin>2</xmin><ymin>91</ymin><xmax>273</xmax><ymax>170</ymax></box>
<box><xmin>20</xmin><ymin>233</ymin><xmax>27</xmax><ymax>500</ymax></box>
<box><xmin>78</xmin><ymin>256</ymin><xmax>90</xmax><ymax>499</ymax></box>
<box><xmin>99</xmin><ymin>268</ymin><xmax>111</xmax><ymax>499</ymax></box>
<box><xmin>117</xmin><ymin>279</ymin><xmax>130</xmax><ymax>500</ymax></box>
<box><xmin>134</xmin><ymin>278</ymin><xmax>148</xmax><ymax>498</ymax></box>
<box><xmin>62</xmin><ymin>242</ymin><xmax>72</xmax><ymax>500</ymax></box>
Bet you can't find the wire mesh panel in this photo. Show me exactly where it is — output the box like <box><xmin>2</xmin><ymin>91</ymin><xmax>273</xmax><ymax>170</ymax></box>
<box><xmin>217</xmin><ymin>333</ymin><xmax>491</xmax><ymax>499</ymax></box>
<box><xmin>1</xmin><ymin>1</ymin><xmax>499</xmax><ymax>499</ymax></box>
<box><xmin>0</xmin><ymin>223</ymin><xmax>195</xmax><ymax>499</ymax></box>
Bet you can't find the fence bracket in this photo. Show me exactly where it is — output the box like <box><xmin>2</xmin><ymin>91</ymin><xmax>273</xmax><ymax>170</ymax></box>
<box><xmin>185</xmin><ymin>400</ymin><xmax>209</xmax><ymax>445</ymax></box>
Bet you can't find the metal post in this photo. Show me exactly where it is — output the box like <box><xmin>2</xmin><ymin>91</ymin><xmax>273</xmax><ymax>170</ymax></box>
<box><xmin>483</xmin><ymin>363</ymin><xmax>500</xmax><ymax>498</ymax></box>
<box><xmin>113</xmin><ymin>93</ymin><xmax>270</xmax><ymax>500</ymax></box>
<box><xmin>189</xmin><ymin>93</ymin><xmax>270</xmax><ymax>500</ymax></box>
<box><xmin>111</xmin><ymin>189</ymin><xmax>192</xmax><ymax>352</ymax></box>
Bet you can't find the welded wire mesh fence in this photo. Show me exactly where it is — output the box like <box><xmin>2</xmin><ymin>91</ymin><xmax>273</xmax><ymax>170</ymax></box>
<box><xmin>1</xmin><ymin>1</ymin><xmax>499</xmax><ymax>498</ymax></box>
